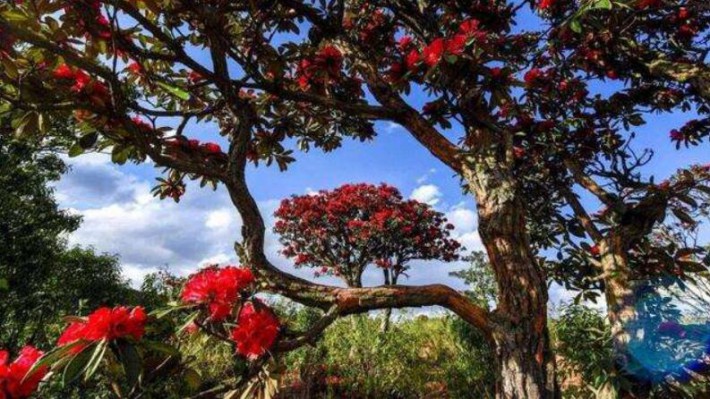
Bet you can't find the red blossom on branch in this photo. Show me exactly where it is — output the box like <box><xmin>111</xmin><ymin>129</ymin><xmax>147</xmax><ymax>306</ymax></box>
<box><xmin>230</xmin><ymin>302</ymin><xmax>280</xmax><ymax>360</ymax></box>
<box><xmin>423</xmin><ymin>38</ymin><xmax>446</xmax><ymax>67</ymax></box>
<box><xmin>58</xmin><ymin>306</ymin><xmax>147</xmax><ymax>347</ymax></box>
<box><xmin>180</xmin><ymin>266</ymin><xmax>255</xmax><ymax>321</ymax></box>
<box><xmin>0</xmin><ymin>346</ymin><xmax>47</xmax><ymax>399</ymax></box>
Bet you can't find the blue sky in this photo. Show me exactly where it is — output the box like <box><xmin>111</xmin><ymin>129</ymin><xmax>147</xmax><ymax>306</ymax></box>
<box><xmin>53</xmin><ymin>10</ymin><xmax>709</xmax><ymax>312</ymax></box>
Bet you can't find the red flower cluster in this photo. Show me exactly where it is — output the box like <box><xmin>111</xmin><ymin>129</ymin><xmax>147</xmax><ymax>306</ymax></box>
<box><xmin>187</xmin><ymin>70</ymin><xmax>204</xmax><ymax>84</ymax></box>
<box><xmin>126</xmin><ymin>61</ymin><xmax>143</xmax><ymax>75</ymax></box>
<box><xmin>636</xmin><ymin>0</ymin><xmax>661</xmax><ymax>8</ymax></box>
<box><xmin>230</xmin><ymin>302</ymin><xmax>280</xmax><ymax>360</ymax></box>
<box><xmin>58</xmin><ymin>306</ymin><xmax>147</xmax><ymax>348</ymax></box>
<box><xmin>524</xmin><ymin>68</ymin><xmax>544</xmax><ymax>87</ymax></box>
<box><xmin>537</xmin><ymin>0</ymin><xmax>556</xmax><ymax>10</ymax></box>
<box><xmin>0</xmin><ymin>346</ymin><xmax>47</xmax><ymax>399</ymax></box>
<box><xmin>671</xmin><ymin>7</ymin><xmax>698</xmax><ymax>43</ymax></box>
<box><xmin>181</xmin><ymin>266</ymin><xmax>255</xmax><ymax>321</ymax></box>
<box><xmin>53</xmin><ymin>64</ymin><xmax>110</xmax><ymax>107</ymax></box>
<box><xmin>389</xmin><ymin>19</ymin><xmax>487</xmax><ymax>80</ymax></box>
<box><xmin>296</xmin><ymin>45</ymin><xmax>343</xmax><ymax>90</ymax></box>
<box><xmin>164</xmin><ymin>137</ymin><xmax>224</xmax><ymax>158</ymax></box>
<box><xmin>62</xmin><ymin>0</ymin><xmax>112</xmax><ymax>40</ymax></box>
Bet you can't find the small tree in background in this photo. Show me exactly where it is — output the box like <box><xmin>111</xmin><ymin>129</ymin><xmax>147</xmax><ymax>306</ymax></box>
<box><xmin>274</xmin><ymin>183</ymin><xmax>461</xmax><ymax>288</ymax></box>
<box><xmin>275</xmin><ymin>183</ymin><xmax>461</xmax><ymax>330</ymax></box>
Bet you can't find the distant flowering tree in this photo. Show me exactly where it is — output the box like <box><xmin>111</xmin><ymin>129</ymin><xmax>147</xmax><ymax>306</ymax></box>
<box><xmin>274</xmin><ymin>183</ymin><xmax>461</xmax><ymax>287</ymax></box>
<box><xmin>0</xmin><ymin>0</ymin><xmax>708</xmax><ymax>397</ymax></box>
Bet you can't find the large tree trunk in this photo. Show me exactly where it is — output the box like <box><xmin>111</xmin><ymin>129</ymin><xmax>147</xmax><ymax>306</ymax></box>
<box><xmin>601</xmin><ymin>238</ymin><xmax>636</xmax><ymax>367</ymax></box>
<box><xmin>464</xmin><ymin>162</ymin><xmax>559</xmax><ymax>399</ymax></box>
<box><xmin>600</xmin><ymin>238</ymin><xmax>652</xmax><ymax>398</ymax></box>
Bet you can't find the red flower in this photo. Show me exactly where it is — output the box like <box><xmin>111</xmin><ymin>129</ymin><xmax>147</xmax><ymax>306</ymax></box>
<box><xmin>405</xmin><ymin>50</ymin><xmax>421</xmax><ymax>71</ymax></box>
<box><xmin>489</xmin><ymin>67</ymin><xmax>507</xmax><ymax>82</ymax></box>
<box><xmin>513</xmin><ymin>146</ymin><xmax>526</xmax><ymax>159</ymax></box>
<box><xmin>397</xmin><ymin>36</ymin><xmax>413</xmax><ymax>52</ymax></box>
<box><xmin>58</xmin><ymin>306</ymin><xmax>147</xmax><ymax>347</ymax></box>
<box><xmin>126</xmin><ymin>61</ymin><xmax>142</xmax><ymax>75</ymax></box>
<box><xmin>538</xmin><ymin>0</ymin><xmax>555</xmax><ymax>10</ymax></box>
<box><xmin>53</xmin><ymin>64</ymin><xmax>75</xmax><ymax>80</ymax></box>
<box><xmin>386</xmin><ymin>62</ymin><xmax>405</xmax><ymax>82</ymax></box>
<box><xmin>230</xmin><ymin>302</ymin><xmax>280</xmax><ymax>360</ymax></box>
<box><xmin>458</xmin><ymin>19</ymin><xmax>481</xmax><ymax>36</ymax></box>
<box><xmin>70</xmin><ymin>70</ymin><xmax>92</xmax><ymax>93</ymax></box>
<box><xmin>588</xmin><ymin>245</ymin><xmax>600</xmax><ymax>256</ymax></box>
<box><xmin>0</xmin><ymin>346</ymin><xmax>47</xmax><ymax>399</ymax></box>
<box><xmin>130</xmin><ymin>116</ymin><xmax>153</xmax><ymax>133</ymax></box>
<box><xmin>422</xmin><ymin>38</ymin><xmax>445</xmax><ymax>67</ymax></box>
<box><xmin>181</xmin><ymin>266</ymin><xmax>255</xmax><ymax>321</ymax></box>
<box><xmin>314</xmin><ymin>45</ymin><xmax>343</xmax><ymax>77</ymax></box>
<box><xmin>670</xmin><ymin>129</ymin><xmax>684</xmax><ymax>141</ymax></box>
<box><xmin>200</xmin><ymin>142</ymin><xmax>222</xmax><ymax>155</ymax></box>
<box><xmin>445</xmin><ymin>35</ymin><xmax>467</xmax><ymax>56</ymax></box>
<box><xmin>188</xmin><ymin>70</ymin><xmax>204</xmax><ymax>83</ymax></box>
<box><xmin>637</xmin><ymin>0</ymin><xmax>661</xmax><ymax>8</ymax></box>
<box><xmin>524</xmin><ymin>68</ymin><xmax>543</xmax><ymax>87</ymax></box>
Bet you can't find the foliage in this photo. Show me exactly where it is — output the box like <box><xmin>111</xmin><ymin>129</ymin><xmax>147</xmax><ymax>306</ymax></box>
<box><xmin>449</xmin><ymin>251</ymin><xmax>497</xmax><ymax>309</ymax></box>
<box><xmin>552</xmin><ymin>304</ymin><xmax>618</xmax><ymax>397</ymax></box>
<box><xmin>279</xmin><ymin>310</ymin><xmax>495</xmax><ymax>399</ymax></box>
<box><xmin>274</xmin><ymin>183</ymin><xmax>460</xmax><ymax>287</ymax></box>
<box><xmin>0</xmin><ymin>133</ymin><xmax>131</xmax><ymax>353</ymax></box>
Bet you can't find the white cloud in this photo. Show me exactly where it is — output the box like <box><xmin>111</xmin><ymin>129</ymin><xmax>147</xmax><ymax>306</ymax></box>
<box><xmin>445</xmin><ymin>203</ymin><xmax>477</xmax><ymax>233</ymax></box>
<box><xmin>415</xmin><ymin>168</ymin><xmax>437</xmax><ymax>184</ymax></box>
<box><xmin>205</xmin><ymin>208</ymin><xmax>235</xmax><ymax>230</ymax></box>
<box><xmin>381</xmin><ymin>121</ymin><xmax>403</xmax><ymax>134</ymax></box>
<box><xmin>410</xmin><ymin>184</ymin><xmax>442</xmax><ymax>206</ymax></box>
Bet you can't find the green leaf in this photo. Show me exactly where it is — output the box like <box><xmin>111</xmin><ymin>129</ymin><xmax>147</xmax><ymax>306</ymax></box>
<box><xmin>62</xmin><ymin>347</ymin><xmax>94</xmax><ymax>386</ymax></box>
<box><xmin>591</xmin><ymin>0</ymin><xmax>612</xmax><ymax>9</ymax></box>
<box><xmin>141</xmin><ymin>340</ymin><xmax>180</xmax><ymax>357</ymax></box>
<box><xmin>156</xmin><ymin>81</ymin><xmax>190</xmax><ymax>101</ymax></box>
<box><xmin>68</xmin><ymin>142</ymin><xmax>85</xmax><ymax>157</ymax></box>
<box><xmin>84</xmin><ymin>340</ymin><xmax>108</xmax><ymax>381</ymax></box>
<box><xmin>116</xmin><ymin>341</ymin><xmax>143</xmax><ymax>389</ymax></box>
<box><xmin>150</xmin><ymin>304</ymin><xmax>194</xmax><ymax>319</ymax></box>
<box><xmin>183</xmin><ymin>368</ymin><xmax>202</xmax><ymax>392</ymax></box>
<box><xmin>0</xmin><ymin>278</ymin><xmax>8</xmax><ymax>291</ymax></box>
<box><xmin>27</xmin><ymin>341</ymin><xmax>89</xmax><ymax>378</ymax></box>
<box><xmin>570</xmin><ymin>20</ymin><xmax>582</xmax><ymax>33</ymax></box>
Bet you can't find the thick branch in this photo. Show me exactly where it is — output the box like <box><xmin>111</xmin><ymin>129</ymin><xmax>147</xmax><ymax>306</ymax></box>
<box><xmin>565</xmin><ymin>159</ymin><xmax>618</xmax><ymax>206</ymax></box>
<box><xmin>561</xmin><ymin>188</ymin><xmax>604</xmax><ymax>244</ymax></box>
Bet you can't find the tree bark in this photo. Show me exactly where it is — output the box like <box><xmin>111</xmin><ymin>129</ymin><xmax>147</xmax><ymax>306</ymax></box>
<box><xmin>600</xmin><ymin>238</ymin><xmax>636</xmax><ymax>369</ymax></box>
<box><xmin>464</xmin><ymin>160</ymin><xmax>558</xmax><ymax>399</ymax></box>
<box><xmin>380</xmin><ymin>269</ymin><xmax>398</xmax><ymax>333</ymax></box>
<box><xmin>600</xmin><ymin>238</ymin><xmax>653</xmax><ymax>399</ymax></box>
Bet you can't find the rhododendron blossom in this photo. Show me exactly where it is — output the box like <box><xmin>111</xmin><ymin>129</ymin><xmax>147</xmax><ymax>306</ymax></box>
<box><xmin>181</xmin><ymin>266</ymin><xmax>255</xmax><ymax>321</ymax></box>
<box><xmin>0</xmin><ymin>346</ymin><xmax>47</xmax><ymax>399</ymax></box>
<box><xmin>230</xmin><ymin>302</ymin><xmax>280</xmax><ymax>360</ymax></box>
<box><xmin>422</xmin><ymin>38</ymin><xmax>446</xmax><ymax>67</ymax></box>
<box><xmin>58</xmin><ymin>306</ymin><xmax>147</xmax><ymax>347</ymax></box>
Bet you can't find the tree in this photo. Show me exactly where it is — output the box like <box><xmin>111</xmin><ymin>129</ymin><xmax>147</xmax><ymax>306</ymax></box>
<box><xmin>275</xmin><ymin>182</ymin><xmax>461</xmax><ymax>331</ymax></box>
<box><xmin>274</xmin><ymin>183</ymin><xmax>461</xmax><ymax>288</ymax></box>
<box><xmin>1</xmin><ymin>0</ymin><xmax>708</xmax><ymax>397</ymax></box>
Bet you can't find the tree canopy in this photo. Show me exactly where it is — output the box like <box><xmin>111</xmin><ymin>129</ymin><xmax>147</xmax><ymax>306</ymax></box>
<box><xmin>0</xmin><ymin>0</ymin><xmax>708</xmax><ymax>397</ymax></box>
